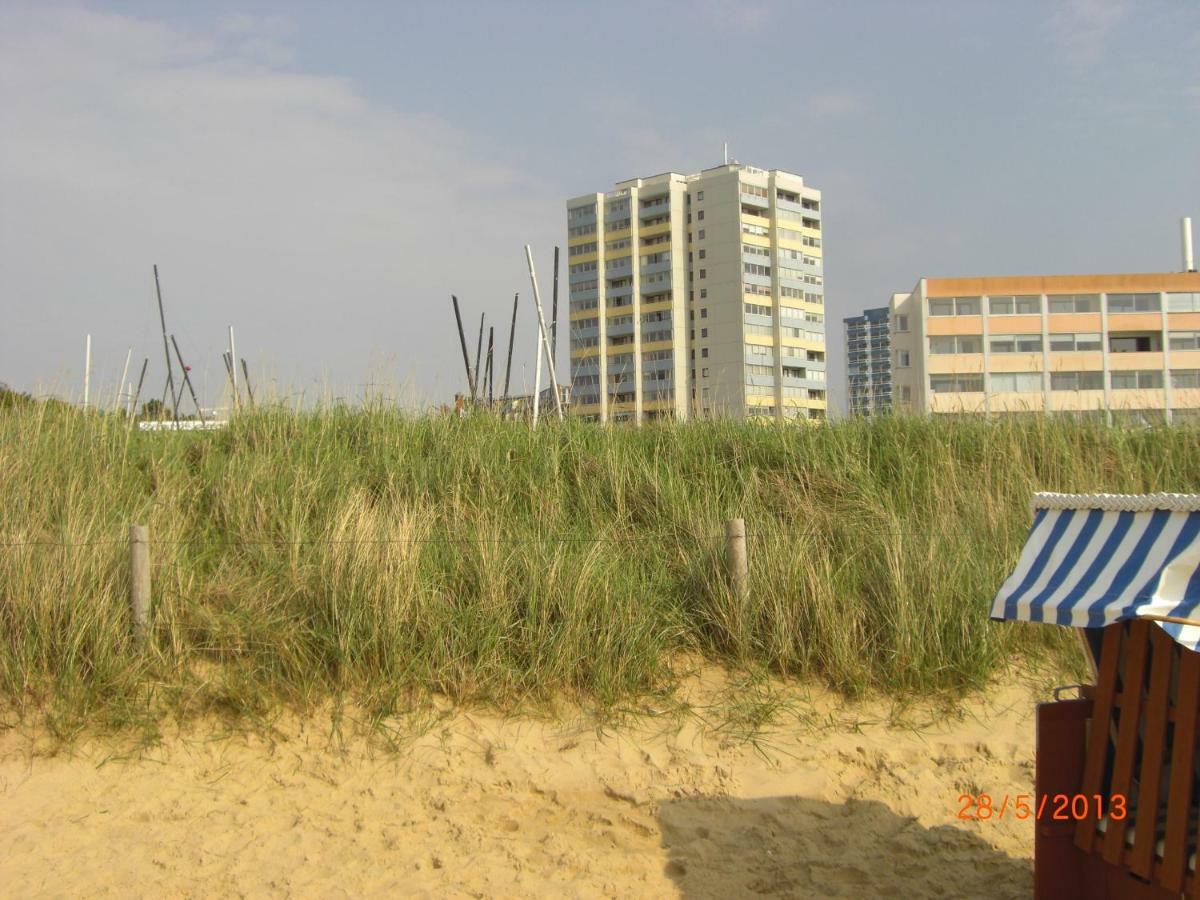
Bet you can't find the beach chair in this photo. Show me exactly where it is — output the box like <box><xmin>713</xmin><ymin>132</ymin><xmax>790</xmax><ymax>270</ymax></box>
<box><xmin>991</xmin><ymin>493</ymin><xmax>1200</xmax><ymax>899</ymax></box>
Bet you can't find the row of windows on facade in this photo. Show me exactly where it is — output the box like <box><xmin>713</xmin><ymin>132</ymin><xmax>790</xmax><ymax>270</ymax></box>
<box><xmin>926</xmin><ymin>293</ymin><xmax>1200</xmax><ymax>317</ymax></box>
<box><xmin>745</xmin><ymin>302</ymin><xmax>825</xmax><ymax>324</ymax></box>
<box><xmin>736</xmin><ymin>183</ymin><xmax>820</xmax><ymax>210</ymax></box>
<box><xmin>569</xmin><ymin>195</ymin><xmax>820</xmax><ymax>227</ymax></box>
<box><xmin>572</xmin><ymin>218</ymin><xmax>823</xmax><ymax>250</ymax></box>
<box><xmin>740</xmin><ymin>263</ymin><xmax>824</xmax><ymax>285</ymax></box>
<box><xmin>923</xmin><ymin>330</ymin><xmax>1200</xmax><ymax>355</ymax></box>
<box><xmin>927</xmin><ymin>369</ymin><xmax>1200</xmax><ymax>393</ymax></box>
<box><xmin>740</xmin><ymin>223</ymin><xmax>822</xmax><ymax>247</ymax></box>
<box><xmin>569</xmin><ymin>283</ymin><xmax>823</xmax><ymax>310</ymax></box>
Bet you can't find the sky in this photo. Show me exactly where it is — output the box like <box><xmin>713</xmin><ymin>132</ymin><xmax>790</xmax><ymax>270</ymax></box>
<box><xmin>1</xmin><ymin>0</ymin><xmax>1198</xmax><ymax>413</ymax></box>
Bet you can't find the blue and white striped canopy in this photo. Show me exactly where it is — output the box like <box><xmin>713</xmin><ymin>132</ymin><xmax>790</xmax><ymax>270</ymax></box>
<box><xmin>991</xmin><ymin>493</ymin><xmax>1200</xmax><ymax>650</ymax></box>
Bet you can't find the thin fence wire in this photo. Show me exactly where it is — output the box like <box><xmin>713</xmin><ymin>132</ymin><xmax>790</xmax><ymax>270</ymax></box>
<box><xmin>0</xmin><ymin>534</ymin><xmax>741</xmax><ymax>550</ymax></box>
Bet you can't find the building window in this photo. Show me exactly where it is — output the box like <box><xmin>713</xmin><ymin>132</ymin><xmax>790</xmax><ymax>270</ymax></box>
<box><xmin>1167</xmin><ymin>293</ymin><xmax>1200</xmax><ymax>312</ymax></box>
<box><xmin>698</xmin><ymin>229</ymin><xmax>705</xmax><ymax>240</ymax></box>
<box><xmin>897</xmin><ymin>350</ymin><xmax>911</xmax><ymax>368</ymax></box>
<box><xmin>990</xmin><ymin>333</ymin><xmax>1043</xmax><ymax>353</ymax></box>
<box><xmin>701</xmin><ymin>307</ymin><xmax>708</xmax><ymax>318</ymax></box>
<box><xmin>701</xmin><ymin>348</ymin><xmax>709</xmax><ymax>358</ymax></box>
<box><xmin>1048</xmin><ymin>332</ymin><xmax>1102</xmax><ymax>351</ymax></box>
<box><xmin>702</xmin><ymin>367</ymin><xmax>709</xmax><ymax>377</ymax></box>
<box><xmin>700</xmin><ymin>289</ymin><xmax>707</xmax><ymax>299</ymax></box>
<box><xmin>929</xmin><ymin>297</ymin><xmax>981</xmax><ymax>316</ymax></box>
<box><xmin>1107</xmin><ymin>293</ymin><xmax>1161</xmax><ymax>313</ymax></box>
<box><xmin>1169</xmin><ymin>331</ymin><xmax>1200</xmax><ymax>351</ymax></box>
<box><xmin>701</xmin><ymin>328</ymin><xmax>708</xmax><ymax>338</ymax></box>
<box><xmin>697</xmin><ymin>210</ymin><xmax>705</xmax><ymax>221</ymax></box>
<box><xmin>1171</xmin><ymin>369</ymin><xmax>1200</xmax><ymax>389</ymax></box>
<box><xmin>1051</xmin><ymin>371</ymin><xmax>1104</xmax><ymax>391</ymax></box>
<box><xmin>895</xmin><ymin>315</ymin><xmax>909</xmax><ymax>332</ymax></box>
<box><xmin>698</xmin><ymin>249</ymin><xmax>706</xmax><ymax>259</ymax></box>
<box><xmin>699</xmin><ymin>269</ymin><xmax>706</xmax><ymax>279</ymax></box>
<box><xmin>1047</xmin><ymin>294</ymin><xmax>1101</xmax><ymax>313</ymax></box>
<box><xmin>1111</xmin><ymin>370</ymin><xmax>1163</xmax><ymax>390</ymax></box>
<box><xmin>930</xmin><ymin>375</ymin><xmax>985</xmax><ymax>393</ymax></box>
<box><xmin>900</xmin><ymin>385</ymin><xmax>912</xmax><ymax>402</ymax></box>
<box><xmin>989</xmin><ymin>373</ymin><xmax>1041</xmax><ymax>392</ymax></box>
<box><xmin>989</xmin><ymin>295</ymin><xmax>1041</xmax><ymax>315</ymax></box>
<box><xmin>929</xmin><ymin>335</ymin><xmax>982</xmax><ymax>354</ymax></box>
<box><xmin>696</xmin><ymin>191</ymin><xmax>704</xmax><ymax>201</ymax></box>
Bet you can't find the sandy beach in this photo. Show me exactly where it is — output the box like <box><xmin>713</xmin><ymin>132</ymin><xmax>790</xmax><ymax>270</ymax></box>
<box><xmin>0</xmin><ymin>675</ymin><xmax>1044</xmax><ymax>899</ymax></box>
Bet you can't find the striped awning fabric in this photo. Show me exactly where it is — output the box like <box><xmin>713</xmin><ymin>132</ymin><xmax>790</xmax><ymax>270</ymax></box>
<box><xmin>991</xmin><ymin>493</ymin><xmax>1200</xmax><ymax>650</ymax></box>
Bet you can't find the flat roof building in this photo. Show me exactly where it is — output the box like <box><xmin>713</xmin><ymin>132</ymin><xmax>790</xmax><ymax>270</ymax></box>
<box><xmin>844</xmin><ymin>306</ymin><xmax>892</xmax><ymax>416</ymax></box>
<box><xmin>888</xmin><ymin>271</ymin><xmax>1200</xmax><ymax>424</ymax></box>
<box><xmin>566</xmin><ymin>162</ymin><xmax>826</xmax><ymax>424</ymax></box>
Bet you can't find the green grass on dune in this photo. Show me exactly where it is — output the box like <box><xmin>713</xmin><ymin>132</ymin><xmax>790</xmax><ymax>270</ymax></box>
<box><xmin>2</xmin><ymin>401</ymin><xmax>1197</xmax><ymax>735</ymax></box>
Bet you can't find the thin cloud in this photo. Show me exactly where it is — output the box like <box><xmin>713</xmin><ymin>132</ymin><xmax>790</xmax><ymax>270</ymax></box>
<box><xmin>699</xmin><ymin>0</ymin><xmax>774</xmax><ymax>35</ymax></box>
<box><xmin>1049</xmin><ymin>0</ymin><xmax>1131</xmax><ymax>66</ymax></box>
<box><xmin>0</xmin><ymin>8</ymin><xmax>560</xmax><ymax>404</ymax></box>
<box><xmin>805</xmin><ymin>91</ymin><xmax>870</xmax><ymax>119</ymax></box>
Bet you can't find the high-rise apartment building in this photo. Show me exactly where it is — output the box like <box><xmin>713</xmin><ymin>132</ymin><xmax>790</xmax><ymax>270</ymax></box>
<box><xmin>843</xmin><ymin>306</ymin><xmax>892</xmax><ymax>416</ymax></box>
<box><xmin>889</xmin><ymin>272</ymin><xmax>1200</xmax><ymax>423</ymax></box>
<box><xmin>565</xmin><ymin>163</ymin><xmax>826</xmax><ymax>423</ymax></box>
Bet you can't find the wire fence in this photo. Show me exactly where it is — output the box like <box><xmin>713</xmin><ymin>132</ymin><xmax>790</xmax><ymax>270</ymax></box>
<box><xmin>0</xmin><ymin>534</ymin><xmax>740</xmax><ymax>549</ymax></box>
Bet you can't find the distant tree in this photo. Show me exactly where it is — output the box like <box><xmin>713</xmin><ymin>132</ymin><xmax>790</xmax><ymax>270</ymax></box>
<box><xmin>0</xmin><ymin>383</ymin><xmax>34</xmax><ymax>411</ymax></box>
<box><xmin>139</xmin><ymin>399</ymin><xmax>166</xmax><ymax>420</ymax></box>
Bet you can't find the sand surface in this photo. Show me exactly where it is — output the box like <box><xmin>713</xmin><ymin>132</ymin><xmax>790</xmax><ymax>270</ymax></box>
<box><xmin>0</xmin><ymin>676</ymin><xmax>1046</xmax><ymax>898</ymax></box>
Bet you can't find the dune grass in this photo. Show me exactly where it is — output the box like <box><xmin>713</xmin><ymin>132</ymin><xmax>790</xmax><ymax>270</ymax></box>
<box><xmin>2</xmin><ymin>400</ymin><xmax>1198</xmax><ymax>736</ymax></box>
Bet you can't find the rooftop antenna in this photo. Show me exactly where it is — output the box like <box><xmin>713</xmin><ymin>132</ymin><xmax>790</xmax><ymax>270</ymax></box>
<box><xmin>723</xmin><ymin>142</ymin><xmax>728</xmax><ymax>165</ymax></box>
<box><xmin>1184</xmin><ymin>217</ymin><xmax>1195</xmax><ymax>272</ymax></box>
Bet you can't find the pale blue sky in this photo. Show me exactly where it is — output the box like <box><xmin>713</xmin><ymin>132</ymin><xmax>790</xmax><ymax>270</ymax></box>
<box><xmin>2</xmin><ymin>1</ymin><xmax>1198</xmax><ymax>411</ymax></box>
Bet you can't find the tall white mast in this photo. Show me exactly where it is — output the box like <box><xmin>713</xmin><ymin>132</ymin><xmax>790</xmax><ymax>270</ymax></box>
<box><xmin>525</xmin><ymin>245</ymin><xmax>563</xmax><ymax>424</ymax></box>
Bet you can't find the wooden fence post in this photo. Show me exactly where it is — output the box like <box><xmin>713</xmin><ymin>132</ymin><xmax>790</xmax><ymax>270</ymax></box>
<box><xmin>724</xmin><ymin>518</ymin><xmax>748</xmax><ymax>603</ymax></box>
<box><xmin>130</xmin><ymin>524</ymin><xmax>151</xmax><ymax>641</ymax></box>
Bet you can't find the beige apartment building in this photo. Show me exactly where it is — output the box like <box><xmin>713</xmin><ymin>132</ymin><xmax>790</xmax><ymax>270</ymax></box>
<box><xmin>566</xmin><ymin>163</ymin><xmax>826</xmax><ymax>423</ymax></box>
<box><xmin>889</xmin><ymin>272</ymin><xmax>1200</xmax><ymax>423</ymax></box>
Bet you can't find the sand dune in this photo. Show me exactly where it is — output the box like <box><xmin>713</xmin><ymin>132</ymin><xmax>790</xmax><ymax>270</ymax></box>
<box><xmin>0</xmin><ymin>678</ymin><xmax>1042</xmax><ymax>898</ymax></box>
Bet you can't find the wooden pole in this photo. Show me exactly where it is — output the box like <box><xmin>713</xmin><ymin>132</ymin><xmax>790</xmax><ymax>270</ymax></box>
<box><xmin>129</xmin><ymin>357</ymin><xmax>148</xmax><ymax>420</ymax></box>
<box><xmin>228</xmin><ymin>325</ymin><xmax>241</xmax><ymax>411</ymax></box>
<box><xmin>486</xmin><ymin>326</ymin><xmax>495</xmax><ymax>408</ymax></box>
<box><xmin>473</xmin><ymin>312</ymin><xmax>485</xmax><ymax>404</ymax></box>
<box><xmin>551</xmin><ymin>246</ymin><xmax>560</xmax><ymax>369</ymax></box>
<box><xmin>503</xmin><ymin>292</ymin><xmax>519</xmax><ymax>401</ymax></box>
<box><xmin>725</xmin><ymin>518</ymin><xmax>748</xmax><ymax>604</ymax></box>
<box><xmin>170</xmin><ymin>334</ymin><xmax>206</xmax><ymax>423</ymax></box>
<box><xmin>240</xmin><ymin>358</ymin><xmax>255</xmax><ymax>407</ymax></box>
<box><xmin>222</xmin><ymin>351</ymin><xmax>237</xmax><ymax>407</ymax></box>
<box><xmin>451</xmin><ymin>295</ymin><xmax>477</xmax><ymax>400</ymax></box>
<box><xmin>153</xmin><ymin>265</ymin><xmax>179</xmax><ymax>427</ymax></box>
<box><xmin>129</xmin><ymin>524</ymin><xmax>151</xmax><ymax>641</ymax></box>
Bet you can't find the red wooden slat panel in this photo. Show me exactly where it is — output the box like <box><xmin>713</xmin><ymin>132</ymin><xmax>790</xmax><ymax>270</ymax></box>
<box><xmin>1103</xmin><ymin>620</ymin><xmax>1151</xmax><ymax>864</ymax></box>
<box><xmin>1077</xmin><ymin>623</ymin><xmax>1125</xmax><ymax>853</ymax></box>
<box><xmin>1159</xmin><ymin>647</ymin><xmax>1200</xmax><ymax>893</ymax></box>
<box><xmin>1129</xmin><ymin>626</ymin><xmax>1177</xmax><ymax>879</ymax></box>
